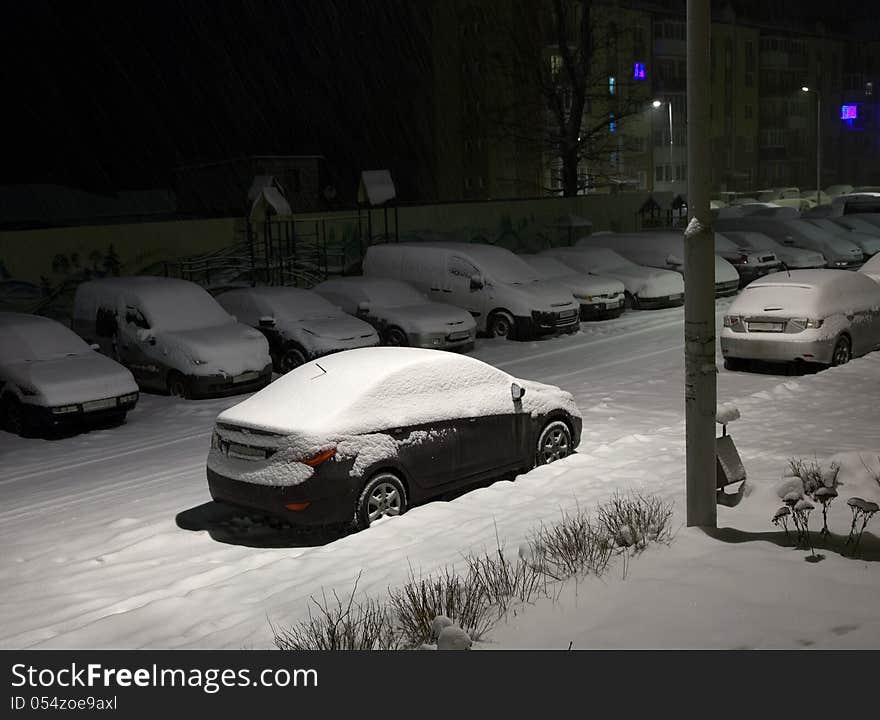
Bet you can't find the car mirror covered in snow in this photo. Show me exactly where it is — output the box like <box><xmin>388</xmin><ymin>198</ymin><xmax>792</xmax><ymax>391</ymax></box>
<box><xmin>510</xmin><ymin>382</ymin><xmax>526</xmax><ymax>401</ymax></box>
<box><xmin>470</xmin><ymin>273</ymin><xmax>485</xmax><ymax>290</ymax></box>
<box><xmin>89</xmin><ymin>343</ymin><xmax>100</xmax><ymax>351</ymax></box>
<box><xmin>666</xmin><ymin>254</ymin><xmax>683</xmax><ymax>268</ymax></box>
<box><xmin>135</xmin><ymin>329</ymin><xmax>155</xmax><ymax>345</ymax></box>
<box><xmin>357</xmin><ymin>301</ymin><xmax>371</xmax><ymax>315</ymax></box>
<box><xmin>258</xmin><ymin>316</ymin><xmax>276</xmax><ymax>328</ymax></box>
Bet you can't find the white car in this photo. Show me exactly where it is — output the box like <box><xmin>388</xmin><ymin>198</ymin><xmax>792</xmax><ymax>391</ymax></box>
<box><xmin>719</xmin><ymin>230</ymin><xmax>826</xmax><ymax>269</ymax></box>
<box><xmin>540</xmin><ymin>246</ymin><xmax>684</xmax><ymax>309</ymax></box>
<box><xmin>0</xmin><ymin>312</ymin><xmax>139</xmax><ymax>436</ymax></box>
<box><xmin>72</xmin><ymin>277</ymin><xmax>273</xmax><ymax>398</ymax></box>
<box><xmin>216</xmin><ymin>286</ymin><xmax>379</xmax><ymax>373</ymax></box>
<box><xmin>206</xmin><ymin>347</ymin><xmax>582</xmax><ymax>530</ymax></box>
<box><xmin>714</xmin><ymin>233</ymin><xmax>782</xmax><ymax>286</ymax></box>
<box><xmin>520</xmin><ymin>254</ymin><xmax>625</xmax><ymax>319</ymax></box>
<box><xmin>721</xmin><ymin>270</ymin><xmax>880</xmax><ymax>370</ymax></box>
<box><xmin>576</xmin><ymin>232</ymin><xmax>741</xmax><ymax>296</ymax></box>
<box><xmin>312</xmin><ymin>277</ymin><xmax>476</xmax><ymax>351</ymax></box>
<box><xmin>859</xmin><ymin>253</ymin><xmax>880</xmax><ymax>283</ymax></box>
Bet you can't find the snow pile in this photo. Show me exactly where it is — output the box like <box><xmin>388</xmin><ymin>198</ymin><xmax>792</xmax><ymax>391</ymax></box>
<box><xmin>207</xmin><ymin>447</ymin><xmax>314</xmax><ymax>487</ymax></box>
<box><xmin>858</xmin><ymin>253</ymin><xmax>880</xmax><ymax>283</ymax></box>
<box><xmin>715</xmin><ymin>402</ymin><xmax>740</xmax><ymax>425</ymax></box>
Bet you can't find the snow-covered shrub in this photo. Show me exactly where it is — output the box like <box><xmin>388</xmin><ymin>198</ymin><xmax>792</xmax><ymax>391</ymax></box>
<box><xmin>529</xmin><ymin>508</ymin><xmax>614</xmax><ymax>580</ymax></box>
<box><xmin>387</xmin><ymin>566</ymin><xmax>493</xmax><ymax>647</ymax></box>
<box><xmin>845</xmin><ymin>497</ymin><xmax>879</xmax><ymax>556</ymax></box>
<box><xmin>772</xmin><ymin>506</ymin><xmax>791</xmax><ymax>539</ymax></box>
<box><xmin>272</xmin><ymin>576</ymin><xmax>400</xmax><ymax>650</ymax></box>
<box><xmin>465</xmin><ymin>546</ymin><xmax>545</xmax><ymax>613</ymax></box>
<box><xmin>595</xmin><ymin>491</ymin><xmax>675</xmax><ymax>555</ymax></box>
<box><xmin>781</xmin><ymin>457</ymin><xmax>840</xmax><ymax>543</ymax></box>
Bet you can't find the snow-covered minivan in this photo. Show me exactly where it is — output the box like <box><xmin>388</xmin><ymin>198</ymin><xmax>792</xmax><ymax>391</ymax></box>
<box><xmin>363</xmin><ymin>242</ymin><xmax>580</xmax><ymax>339</ymax></box>
<box><xmin>72</xmin><ymin>277</ymin><xmax>273</xmax><ymax>398</ymax></box>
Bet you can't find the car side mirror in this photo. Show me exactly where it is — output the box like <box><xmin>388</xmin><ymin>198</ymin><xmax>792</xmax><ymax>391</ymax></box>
<box><xmin>666</xmin><ymin>254</ymin><xmax>683</xmax><ymax>268</ymax></box>
<box><xmin>511</xmin><ymin>382</ymin><xmax>526</xmax><ymax>401</ymax></box>
<box><xmin>357</xmin><ymin>301</ymin><xmax>371</xmax><ymax>315</ymax></box>
<box><xmin>136</xmin><ymin>329</ymin><xmax>155</xmax><ymax>345</ymax></box>
<box><xmin>259</xmin><ymin>316</ymin><xmax>276</xmax><ymax>328</ymax></box>
<box><xmin>470</xmin><ymin>273</ymin><xmax>485</xmax><ymax>290</ymax></box>
<box><xmin>90</xmin><ymin>343</ymin><xmax>100</xmax><ymax>351</ymax></box>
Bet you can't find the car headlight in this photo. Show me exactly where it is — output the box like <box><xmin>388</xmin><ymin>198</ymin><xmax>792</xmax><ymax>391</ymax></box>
<box><xmin>211</xmin><ymin>430</ymin><xmax>221</xmax><ymax>450</ymax></box>
<box><xmin>118</xmin><ymin>392</ymin><xmax>139</xmax><ymax>404</ymax></box>
<box><xmin>51</xmin><ymin>405</ymin><xmax>79</xmax><ymax>415</ymax></box>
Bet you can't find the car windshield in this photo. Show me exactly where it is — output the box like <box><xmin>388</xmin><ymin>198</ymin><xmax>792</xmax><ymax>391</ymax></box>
<box><xmin>0</xmin><ymin>321</ymin><xmax>91</xmax><ymax>363</ymax></box>
<box><xmin>726</xmin><ymin>232</ymin><xmax>780</xmax><ymax>251</ymax></box>
<box><xmin>473</xmin><ymin>251</ymin><xmax>540</xmax><ymax>284</ymax></box>
<box><xmin>714</xmin><ymin>234</ymin><xmax>741</xmax><ymax>252</ymax></box>
<box><xmin>739</xmin><ymin>284</ymin><xmax>817</xmax><ymax>312</ymax></box>
<box><xmin>787</xmin><ymin>220</ymin><xmax>836</xmax><ymax>242</ymax></box>
<box><xmin>524</xmin><ymin>256</ymin><xmax>572</xmax><ymax>279</ymax></box>
<box><xmin>575</xmin><ymin>247</ymin><xmax>631</xmax><ymax>270</ymax></box>
<box><xmin>843</xmin><ymin>217</ymin><xmax>879</xmax><ymax>234</ymax></box>
<box><xmin>364</xmin><ymin>281</ymin><xmax>427</xmax><ymax>307</ymax></box>
<box><xmin>269</xmin><ymin>292</ymin><xmax>339</xmax><ymax>320</ymax></box>
<box><xmin>810</xmin><ymin>220</ymin><xmax>845</xmax><ymax>234</ymax></box>
<box><xmin>143</xmin><ymin>285</ymin><xmax>233</xmax><ymax>332</ymax></box>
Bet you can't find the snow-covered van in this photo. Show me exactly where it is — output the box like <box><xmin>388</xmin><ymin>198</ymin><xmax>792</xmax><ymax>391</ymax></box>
<box><xmin>363</xmin><ymin>242</ymin><xmax>580</xmax><ymax>339</ymax></box>
<box><xmin>72</xmin><ymin>277</ymin><xmax>272</xmax><ymax>398</ymax></box>
<box><xmin>0</xmin><ymin>312</ymin><xmax>139</xmax><ymax>436</ymax></box>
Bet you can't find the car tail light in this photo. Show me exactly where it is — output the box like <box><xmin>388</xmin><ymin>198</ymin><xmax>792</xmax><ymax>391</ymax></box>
<box><xmin>302</xmin><ymin>447</ymin><xmax>336</xmax><ymax>467</ymax></box>
<box><xmin>737</xmin><ymin>254</ymin><xmax>750</xmax><ymax>264</ymax></box>
<box><xmin>789</xmin><ymin>317</ymin><xmax>824</xmax><ymax>332</ymax></box>
<box><xmin>284</xmin><ymin>502</ymin><xmax>311</xmax><ymax>511</ymax></box>
<box><xmin>723</xmin><ymin>315</ymin><xmax>745</xmax><ymax>331</ymax></box>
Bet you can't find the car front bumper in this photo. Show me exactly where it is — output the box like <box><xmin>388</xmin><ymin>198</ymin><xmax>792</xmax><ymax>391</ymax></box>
<box><xmin>579</xmin><ymin>298</ymin><xmax>625</xmax><ymax>320</ymax></box>
<box><xmin>188</xmin><ymin>365</ymin><xmax>273</xmax><ymax>398</ymax></box>
<box><xmin>408</xmin><ymin>330</ymin><xmax>476</xmax><ymax>351</ymax></box>
<box><xmin>22</xmin><ymin>394</ymin><xmax>138</xmax><ymax>430</ymax></box>
<box><xmin>633</xmin><ymin>292</ymin><xmax>684</xmax><ymax>309</ymax></box>
<box><xmin>720</xmin><ymin>333</ymin><xmax>835</xmax><ymax>364</ymax></box>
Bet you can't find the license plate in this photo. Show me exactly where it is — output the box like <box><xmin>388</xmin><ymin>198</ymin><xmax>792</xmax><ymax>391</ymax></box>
<box><xmin>82</xmin><ymin>398</ymin><xmax>117</xmax><ymax>412</ymax></box>
<box><xmin>748</xmin><ymin>322</ymin><xmax>783</xmax><ymax>332</ymax></box>
<box><xmin>226</xmin><ymin>442</ymin><xmax>266</xmax><ymax>460</ymax></box>
<box><xmin>448</xmin><ymin>331</ymin><xmax>470</xmax><ymax>341</ymax></box>
<box><xmin>233</xmin><ymin>371</ymin><xmax>260</xmax><ymax>384</ymax></box>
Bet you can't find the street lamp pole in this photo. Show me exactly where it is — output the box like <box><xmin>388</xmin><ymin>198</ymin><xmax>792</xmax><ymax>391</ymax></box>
<box><xmin>802</xmin><ymin>86</ymin><xmax>821</xmax><ymax>205</ymax></box>
<box><xmin>652</xmin><ymin>99</ymin><xmax>675</xmax><ymax>186</ymax></box>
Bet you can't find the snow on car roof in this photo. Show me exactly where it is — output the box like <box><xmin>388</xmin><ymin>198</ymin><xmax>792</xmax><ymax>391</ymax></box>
<box><xmin>749</xmin><ymin>269</ymin><xmax>854</xmax><ymax>290</ymax></box>
<box><xmin>0</xmin><ymin>312</ymin><xmax>90</xmax><ymax>363</ymax></box>
<box><xmin>396</xmin><ymin>241</ymin><xmax>540</xmax><ymax>283</ymax></box>
<box><xmin>732</xmin><ymin>269</ymin><xmax>880</xmax><ymax>316</ymax></box>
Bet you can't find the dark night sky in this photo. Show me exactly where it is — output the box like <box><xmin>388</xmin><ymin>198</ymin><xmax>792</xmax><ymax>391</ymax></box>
<box><xmin>1</xmin><ymin>1</ymin><xmax>872</xmax><ymax>195</ymax></box>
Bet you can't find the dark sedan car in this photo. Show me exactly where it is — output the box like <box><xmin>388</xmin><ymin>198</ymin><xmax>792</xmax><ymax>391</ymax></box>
<box><xmin>206</xmin><ymin>347</ymin><xmax>582</xmax><ymax>530</ymax></box>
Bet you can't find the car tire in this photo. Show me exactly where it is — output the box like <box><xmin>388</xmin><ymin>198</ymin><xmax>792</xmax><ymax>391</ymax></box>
<box><xmin>624</xmin><ymin>291</ymin><xmax>641</xmax><ymax>310</ymax></box>
<box><xmin>2</xmin><ymin>396</ymin><xmax>26</xmax><ymax>436</ymax></box>
<box><xmin>831</xmin><ymin>335</ymin><xmax>852</xmax><ymax>367</ymax></box>
<box><xmin>723</xmin><ymin>357</ymin><xmax>747</xmax><ymax>371</ymax></box>
<box><xmin>354</xmin><ymin>471</ymin><xmax>408</xmax><ymax>530</ymax></box>
<box><xmin>535</xmin><ymin>419</ymin><xmax>573</xmax><ymax>466</ymax></box>
<box><xmin>279</xmin><ymin>344</ymin><xmax>307</xmax><ymax>373</ymax></box>
<box><xmin>384</xmin><ymin>327</ymin><xmax>408</xmax><ymax>347</ymax></box>
<box><xmin>487</xmin><ymin>311</ymin><xmax>515</xmax><ymax>339</ymax></box>
<box><xmin>167</xmin><ymin>371</ymin><xmax>190</xmax><ymax>399</ymax></box>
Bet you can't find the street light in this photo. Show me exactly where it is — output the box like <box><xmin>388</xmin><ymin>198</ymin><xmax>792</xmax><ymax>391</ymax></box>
<box><xmin>801</xmin><ymin>86</ymin><xmax>821</xmax><ymax>206</ymax></box>
<box><xmin>652</xmin><ymin>98</ymin><xmax>674</xmax><ymax>186</ymax></box>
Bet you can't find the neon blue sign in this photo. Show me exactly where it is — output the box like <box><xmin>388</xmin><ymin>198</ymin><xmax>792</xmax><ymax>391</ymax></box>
<box><xmin>841</xmin><ymin>104</ymin><xmax>858</xmax><ymax>120</ymax></box>
<box><xmin>633</xmin><ymin>62</ymin><xmax>646</xmax><ymax>80</ymax></box>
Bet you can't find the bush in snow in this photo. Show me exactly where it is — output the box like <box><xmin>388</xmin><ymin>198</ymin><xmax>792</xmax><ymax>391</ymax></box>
<box><xmin>465</xmin><ymin>545</ymin><xmax>546</xmax><ymax>614</ymax></box>
<box><xmin>783</xmin><ymin>457</ymin><xmax>840</xmax><ymax>540</ymax></box>
<box><xmin>771</xmin><ymin>506</ymin><xmax>792</xmax><ymax>539</ymax></box>
<box><xmin>595</xmin><ymin>491</ymin><xmax>675</xmax><ymax>554</ymax></box>
<box><xmin>387</xmin><ymin>566</ymin><xmax>493</xmax><ymax>647</ymax></box>
<box><xmin>845</xmin><ymin>498</ymin><xmax>879</xmax><ymax>557</ymax></box>
<box><xmin>529</xmin><ymin>508</ymin><xmax>614</xmax><ymax>580</ymax></box>
<box><xmin>272</xmin><ymin>574</ymin><xmax>401</xmax><ymax>651</ymax></box>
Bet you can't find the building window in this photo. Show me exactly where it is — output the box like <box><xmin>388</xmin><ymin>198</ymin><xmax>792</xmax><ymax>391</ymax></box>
<box><xmin>550</xmin><ymin>54</ymin><xmax>563</xmax><ymax>77</ymax></box>
<box><xmin>633</xmin><ymin>62</ymin><xmax>646</xmax><ymax>80</ymax></box>
<box><xmin>608</xmin><ymin>76</ymin><xmax>616</xmax><ymax>95</ymax></box>
<box><xmin>655</xmin><ymin>165</ymin><xmax>664</xmax><ymax>182</ymax></box>
<box><xmin>867</xmin><ymin>82</ymin><xmax>874</xmax><ymax>96</ymax></box>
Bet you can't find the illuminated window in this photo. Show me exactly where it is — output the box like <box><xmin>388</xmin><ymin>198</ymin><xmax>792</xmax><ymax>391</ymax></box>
<box><xmin>609</xmin><ymin>114</ymin><xmax>616</xmax><ymax>133</ymax></box>
<box><xmin>550</xmin><ymin>55</ymin><xmax>563</xmax><ymax>77</ymax></box>
<box><xmin>608</xmin><ymin>76</ymin><xmax>616</xmax><ymax>95</ymax></box>
<box><xmin>841</xmin><ymin>105</ymin><xmax>858</xmax><ymax>120</ymax></box>
<box><xmin>633</xmin><ymin>62</ymin><xmax>646</xmax><ymax>80</ymax></box>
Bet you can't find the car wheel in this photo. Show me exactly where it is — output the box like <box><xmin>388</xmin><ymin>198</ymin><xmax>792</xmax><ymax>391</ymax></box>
<box><xmin>167</xmin><ymin>371</ymin><xmax>190</xmax><ymax>399</ymax></box>
<box><xmin>624</xmin><ymin>291</ymin><xmax>641</xmax><ymax>310</ymax></box>
<box><xmin>723</xmin><ymin>357</ymin><xmax>747</xmax><ymax>371</ymax></box>
<box><xmin>831</xmin><ymin>335</ymin><xmax>852</xmax><ymax>367</ymax></box>
<box><xmin>2</xmin><ymin>396</ymin><xmax>26</xmax><ymax>435</ymax></box>
<box><xmin>355</xmin><ymin>472</ymin><xmax>408</xmax><ymax>530</ymax></box>
<box><xmin>385</xmin><ymin>327</ymin><xmax>408</xmax><ymax>347</ymax></box>
<box><xmin>535</xmin><ymin>419</ymin><xmax>573</xmax><ymax>466</ymax></box>
<box><xmin>279</xmin><ymin>345</ymin><xmax>307</xmax><ymax>373</ymax></box>
<box><xmin>488</xmin><ymin>311</ymin><xmax>515</xmax><ymax>339</ymax></box>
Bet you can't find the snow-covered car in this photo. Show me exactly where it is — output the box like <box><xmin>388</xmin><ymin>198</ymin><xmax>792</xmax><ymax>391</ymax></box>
<box><xmin>832</xmin><ymin>213</ymin><xmax>880</xmax><ymax>237</ymax></box>
<box><xmin>714</xmin><ymin>233</ymin><xmax>782</xmax><ymax>286</ymax></box>
<box><xmin>720</xmin><ymin>270</ymin><xmax>880</xmax><ymax>370</ymax></box>
<box><xmin>215</xmin><ymin>286</ymin><xmax>379</xmax><ymax>373</ymax></box>
<box><xmin>576</xmin><ymin>232</ymin><xmax>741</xmax><ymax>296</ymax></box>
<box><xmin>858</xmin><ymin>253</ymin><xmax>880</xmax><ymax>283</ymax></box>
<box><xmin>718</xmin><ymin>230</ymin><xmax>826</xmax><ymax>269</ymax></box>
<box><xmin>714</xmin><ymin>217</ymin><xmax>864</xmax><ymax>269</ymax></box>
<box><xmin>72</xmin><ymin>277</ymin><xmax>272</xmax><ymax>398</ymax></box>
<box><xmin>805</xmin><ymin>218</ymin><xmax>880</xmax><ymax>258</ymax></box>
<box><xmin>206</xmin><ymin>347</ymin><xmax>582</xmax><ymax>530</ymax></box>
<box><xmin>0</xmin><ymin>312</ymin><xmax>139</xmax><ymax>435</ymax></box>
<box><xmin>363</xmin><ymin>241</ymin><xmax>580</xmax><ymax>339</ymax></box>
<box><xmin>540</xmin><ymin>246</ymin><xmax>684</xmax><ymax>309</ymax></box>
<box><xmin>312</xmin><ymin>277</ymin><xmax>476</xmax><ymax>351</ymax></box>
<box><xmin>519</xmin><ymin>254</ymin><xmax>625</xmax><ymax>319</ymax></box>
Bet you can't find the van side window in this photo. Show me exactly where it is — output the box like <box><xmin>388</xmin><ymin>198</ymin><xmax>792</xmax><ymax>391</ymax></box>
<box><xmin>448</xmin><ymin>256</ymin><xmax>479</xmax><ymax>279</ymax></box>
<box><xmin>124</xmin><ymin>306</ymin><xmax>150</xmax><ymax>329</ymax></box>
<box><xmin>95</xmin><ymin>307</ymin><xmax>118</xmax><ymax>337</ymax></box>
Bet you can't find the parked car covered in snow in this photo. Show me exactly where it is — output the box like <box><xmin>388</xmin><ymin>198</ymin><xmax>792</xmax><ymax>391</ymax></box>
<box><xmin>363</xmin><ymin>242</ymin><xmax>580</xmax><ymax>339</ymax></box>
<box><xmin>206</xmin><ymin>347</ymin><xmax>582</xmax><ymax>530</ymax></box>
<box><xmin>215</xmin><ymin>286</ymin><xmax>379</xmax><ymax>373</ymax></box>
<box><xmin>576</xmin><ymin>232</ymin><xmax>741</xmax><ymax>296</ymax></box>
<box><xmin>804</xmin><ymin>218</ymin><xmax>880</xmax><ymax>258</ymax></box>
<box><xmin>832</xmin><ymin>213</ymin><xmax>880</xmax><ymax>237</ymax></box>
<box><xmin>720</xmin><ymin>270</ymin><xmax>880</xmax><ymax>370</ymax></box>
<box><xmin>0</xmin><ymin>312</ymin><xmax>139</xmax><ymax>435</ymax></box>
<box><xmin>312</xmin><ymin>276</ymin><xmax>476</xmax><ymax>351</ymax></box>
<box><xmin>718</xmin><ymin>230</ymin><xmax>826</xmax><ymax>269</ymax></box>
<box><xmin>859</xmin><ymin>253</ymin><xmax>880</xmax><ymax>283</ymax></box>
<box><xmin>540</xmin><ymin>246</ymin><xmax>684</xmax><ymax>309</ymax></box>
<box><xmin>713</xmin><ymin>233</ymin><xmax>782</xmax><ymax>286</ymax></box>
<box><xmin>519</xmin><ymin>254</ymin><xmax>625</xmax><ymax>319</ymax></box>
<box><xmin>714</xmin><ymin>217</ymin><xmax>864</xmax><ymax>269</ymax></box>
<box><xmin>72</xmin><ymin>277</ymin><xmax>272</xmax><ymax>398</ymax></box>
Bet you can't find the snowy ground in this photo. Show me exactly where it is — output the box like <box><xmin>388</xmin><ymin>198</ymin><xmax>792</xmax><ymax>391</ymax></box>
<box><xmin>1</xmin><ymin>299</ymin><xmax>878</xmax><ymax>650</ymax></box>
